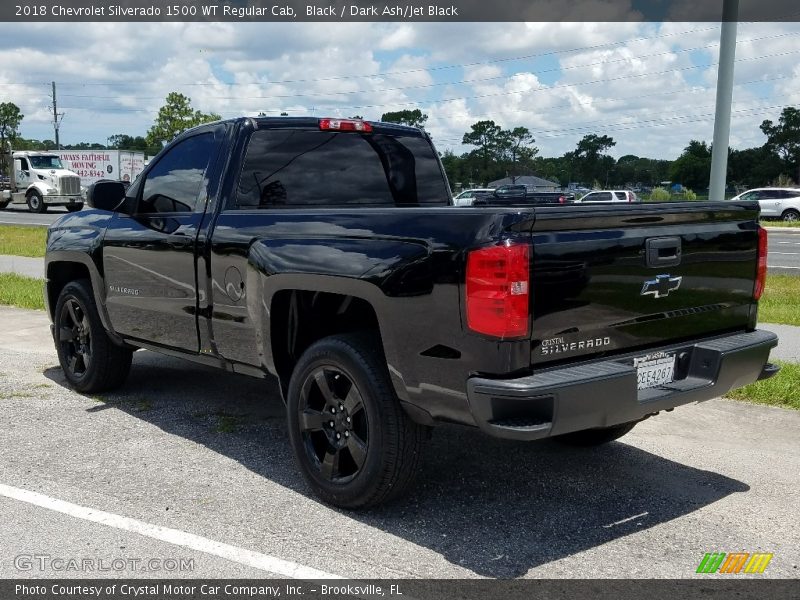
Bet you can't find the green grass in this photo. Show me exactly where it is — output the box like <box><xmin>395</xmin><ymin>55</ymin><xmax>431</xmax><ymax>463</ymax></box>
<box><xmin>0</xmin><ymin>226</ymin><xmax>47</xmax><ymax>257</ymax></box>
<box><xmin>759</xmin><ymin>275</ymin><xmax>800</xmax><ymax>326</ymax></box>
<box><xmin>0</xmin><ymin>274</ymin><xmax>45</xmax><ymax>310</ymax></box>
<box><xmin>726</xmin><ymin>361</ymin><xmax>800</xmax><ymax>410</ymax></box>
<box><xmin>761</xmin><ymin>220</ymin><xmax>800</xmax><ymax>228</ymax></box>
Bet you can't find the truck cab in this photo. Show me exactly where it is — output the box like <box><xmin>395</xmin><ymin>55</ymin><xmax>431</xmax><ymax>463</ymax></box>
<box><xmin>0</xmin><ymin>151</ymin><xmax>84</xmax><ymax>213</ymax></box>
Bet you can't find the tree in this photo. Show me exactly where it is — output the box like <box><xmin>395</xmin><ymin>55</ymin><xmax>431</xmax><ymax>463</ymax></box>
<box><xmin>670</xmin><ymin>140</ymin><xmax>712</xmax><ymax>190</ymax></box>
<box><xmin>504</xmin><ymin>127</ymin><xmax>537</xmax><ymax>176</ymax></box>
<box><xmin>146</xmin><ymin>92</ymin><xmax>221</xmax><ymax>148</ymax></box>
<box><xmin>0</xmin><ymin>102</ymin><xmax>24</xmax><ymax>175</ymax></box>
<box><xmin>568</xmin><ymin>134</ymin><xmax>616</xmax><ymax>184</ymax></box>
<box><xmin>761</xmin><ymin>106</ymin><xmax>800</xmax><ymax>182</ymax></box>
<box><xmin>380</xmin><ymin>109</ymin><xmax>428</xmax><ymax>128</ymax></box>
<box><xmin>462</xmin><ymin>120</ymin><xmax>503</xmax><ymax>172</ymax></box>
<box><xmin>728</xmin><ymin>145</ymin><xmax>784</xmax><ymax>189</ymax></box>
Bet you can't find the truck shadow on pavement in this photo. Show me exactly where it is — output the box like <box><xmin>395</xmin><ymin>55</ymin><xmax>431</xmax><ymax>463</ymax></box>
<box><xmin>45</xmin><ymin>351</ymin><xmax>750</xmax><ymax>578</ymax></box>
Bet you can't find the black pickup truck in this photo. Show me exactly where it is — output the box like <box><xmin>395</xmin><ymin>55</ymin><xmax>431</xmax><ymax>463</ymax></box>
<box><xmin>471</xmin><ymin>185</ymin><xmax>575</xmax><ymax>206</ymax></box>
<box><xmin>45</xmin><ymin>117</ymin><xmax>778</xmax><ymax>508</ymax></box>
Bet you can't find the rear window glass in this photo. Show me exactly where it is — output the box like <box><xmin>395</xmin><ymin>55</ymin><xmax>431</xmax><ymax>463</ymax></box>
<box><xmin>614</xmin><ymin>191</ymin><xmax>627</xmax><ymax>200</ymax></box>
<box><xmin>232</xmin><ymin>129</ymin><xmax>449</xmax><ymax>209</ymax></box>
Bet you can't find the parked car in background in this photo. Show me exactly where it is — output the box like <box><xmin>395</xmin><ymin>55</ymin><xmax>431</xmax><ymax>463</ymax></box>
<box><xmin>575</xmin><ymin>190</ymin><xmax>639</xmax><ymax>204</ymax></box>
<box><xmin>730</xmin><ymin>188</ymin><xmax>800</xmax><ymax>222</ymax></box>
<box><xmin>452</xmin><ymin>188</ymin><xmax>495</xmax><ymax>206</ymax></box>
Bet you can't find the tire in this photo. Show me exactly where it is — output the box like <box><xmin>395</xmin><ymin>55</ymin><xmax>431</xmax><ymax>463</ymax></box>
<box><xmin>65</xmin><ymin>203</ymin><xmax>84</xmax><ymax>213</ymax></box>
<box><xmin>27</xmin><ymin>190</ymin><xmax>46</xmax><ymax>213</ymax></box>
<box><xmin>54</xmin><ymin>279</ymin><xmax>133</xmax><ymax>393</ymax></box>
<box><xmin>287</xmin><ymin>333</ymin><xmax>425</xmax><ymax>509</ymax></box>
<box><xmin>0</xmin><ymin>201</ymin><xmax>8</xmax><ymax>210</ymax></box>
<box><xmin>555</xmin><ymin>421</ymin><xmax>638</xmax><ymax>447</ymax></box>
<box><xmin>782</xmin><ymin>209</ymin><xmax>800</xmax><ymax>223</ymax></box>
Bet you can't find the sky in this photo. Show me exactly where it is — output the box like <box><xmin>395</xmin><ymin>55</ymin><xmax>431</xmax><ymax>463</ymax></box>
<box><xmin>1</xmin><ymin>20</ymin><xmax>799</xmax><ymax>160</ymax></box>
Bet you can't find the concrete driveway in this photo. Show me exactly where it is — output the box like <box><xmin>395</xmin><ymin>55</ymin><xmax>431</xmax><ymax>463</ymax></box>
<box><xmin>0</xmin><ymin>307</ymin><xmax>798</xmax><ymax>579</ymax></box>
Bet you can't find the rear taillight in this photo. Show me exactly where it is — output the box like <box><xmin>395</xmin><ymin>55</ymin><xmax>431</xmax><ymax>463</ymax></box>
<box><xmin>754</xmin><ymin>226</ymin><xmax>768</xmax><ymax>300</ymax></box>
<box><xmin>466</xmin><ymin>243</ymin><xmax>530</xmax><ymax>338</ymax></box>
<box><xmin>628</xmin><ymin>192</ymin><xmax>633</xmax><ymax>202</ymax></box>
<box><xmin>319</xmin><ymin>118</ymin><xmax>372</xmax><ymax>132</ymax></box>
<box><xmin>558</xmin><ymin>195</ymin><xmax>566</xmax><ymax>204</ymax></box>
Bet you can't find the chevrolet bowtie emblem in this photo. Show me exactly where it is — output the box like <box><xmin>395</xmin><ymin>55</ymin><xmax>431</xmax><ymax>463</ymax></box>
<box><xmin>641</xmin><ymin>274</ymin><xmax>682</xmax><ymax>298</ymax></box>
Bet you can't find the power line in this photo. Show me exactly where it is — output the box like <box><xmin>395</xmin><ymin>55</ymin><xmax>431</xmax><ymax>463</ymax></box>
<box><xmin>53</xmin><ymin>47</ymin><xmax>800</xmax><ymax>117</ymax></box>
<box><xmin>51</xmin><ymin>32</ymin><xmax>800</xmax><ymax>104</ymax></box>
<box><xmin>0</xmin><ymin>24</ymin><xmax>724</xmax><ymax>90</ymax></box>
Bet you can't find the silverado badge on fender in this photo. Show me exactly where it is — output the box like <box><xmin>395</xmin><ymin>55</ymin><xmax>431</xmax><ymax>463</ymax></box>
<box><xmin>641</xmin><ymin>274</ymin><xmax>682</xmax><ymax>298</ymax></box>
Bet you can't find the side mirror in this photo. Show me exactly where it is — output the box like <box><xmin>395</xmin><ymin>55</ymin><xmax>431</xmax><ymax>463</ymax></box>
<box><xmin>86</xmin><ymin>180</ymin><xmax>127</xmax><ymax>213</ymax></box>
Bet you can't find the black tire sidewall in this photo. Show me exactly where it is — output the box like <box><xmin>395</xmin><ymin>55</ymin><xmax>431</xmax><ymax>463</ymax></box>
<box><xmin>287</xmin><ymin>336</ymin><xmax>393</xmax><ymax>507</ymax></box>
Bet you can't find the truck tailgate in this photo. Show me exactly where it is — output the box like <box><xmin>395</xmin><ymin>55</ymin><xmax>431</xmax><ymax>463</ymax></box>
<box><xmin>529</xmin><ymin>202</ymin><xmax>760</xmax><ymax>365</ymax></box>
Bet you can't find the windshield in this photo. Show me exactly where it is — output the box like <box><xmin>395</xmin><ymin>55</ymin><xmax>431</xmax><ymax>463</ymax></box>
<box><xmin>28</xmin><ymin>155</ymin><xmax>64</xmax><ymax>170</ymax></box>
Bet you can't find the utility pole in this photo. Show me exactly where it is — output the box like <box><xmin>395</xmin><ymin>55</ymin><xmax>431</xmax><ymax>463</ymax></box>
<box><xmin>52</xmin><ymin>81</ymin><xmax>64</xmax><ymax>149</ymax></box>
<box><xmin>708</xmin><ymin>0</ymin><xmax>739</xmax><ymax>201</ymax></box>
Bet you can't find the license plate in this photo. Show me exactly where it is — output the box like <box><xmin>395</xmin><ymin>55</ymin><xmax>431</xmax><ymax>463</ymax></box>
<box><xmin>634</xmin><ymin>352</ymin><xmax>676</xmax><ymax>390</ymax></box>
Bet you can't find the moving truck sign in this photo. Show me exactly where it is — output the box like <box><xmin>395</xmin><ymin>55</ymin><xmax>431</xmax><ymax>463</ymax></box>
<box><xmin>52</xmin><ymin>150</ymin><xmax>146</xmax><ymax>187</ymax></box>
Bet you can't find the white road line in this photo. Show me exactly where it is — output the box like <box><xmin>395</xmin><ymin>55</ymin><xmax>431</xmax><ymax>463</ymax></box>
<box><xmin>0</xmin><ymin>483</ymin><xmax>342</xmax><ymax>580</ymax></box>
<box><xmin>769</xmin><ymin>252</ymin><xmax>800</xmax><ymax>255</ymax></box>
<box><xmin>768</xmin><ymin>265</ymin><xmax>800</xmax><ymax>269</ymax></box>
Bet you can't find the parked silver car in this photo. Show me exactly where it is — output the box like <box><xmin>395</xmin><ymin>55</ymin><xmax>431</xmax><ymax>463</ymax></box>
<box><xmin>730</xmin><ymin>187</ymin><xmax>800</xmax><ymax>222</ymax></box>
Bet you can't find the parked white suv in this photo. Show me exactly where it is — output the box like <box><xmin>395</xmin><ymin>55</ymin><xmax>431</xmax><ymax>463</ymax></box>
<box><xmin>575</xmin><ymin>190</ymin><xmax>639</xmax><ymax>203</ymax></box>
<box><xmin>730</xmin><ymin>187</ymin><xmax>800</xmax><ymax>222</ymax></box>
<box><xmin>452</xmin><ymin>188</ymin><xmax>495</xmax><ymax>207</ymax></box>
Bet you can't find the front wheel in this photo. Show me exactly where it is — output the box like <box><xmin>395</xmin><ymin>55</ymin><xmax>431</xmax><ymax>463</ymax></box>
<box><xmin>782</xmin><ymin>209</ymin><xmax>800</xmax><ymax>223</ymax></box>
<box><xmin>54</xmin><ymin>279</ymin><xmax>133</xmax><ymax>393</ymax></box>
<box><xmin>0</xmin><ymin>201</ymin><xmax>8</xmax><ymax>210</ymax></box>
<box><xmin>65</xmin><ymin>203</ymin><xmax>84</xmax><ymax>213</ymax></box>
<box><xmin>555</xmin><ymin>421</ymin><xmax>638</xmax><ymax>447</ymax></box>
<box><xmin>27</xmin><ymin>190</ymin><xmax>46</xmax><ymax>213</ymax></box>
<box><xmin>287</xmin><ymin>333</ymin><xmax>425</xmax><ymax>509</ymax></box>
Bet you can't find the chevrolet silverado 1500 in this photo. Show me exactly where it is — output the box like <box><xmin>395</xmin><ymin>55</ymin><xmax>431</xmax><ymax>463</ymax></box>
<box><xmin>45</xmin><ymin>117</ymin><xmax>778</xmax><ymax>508</ymax></box>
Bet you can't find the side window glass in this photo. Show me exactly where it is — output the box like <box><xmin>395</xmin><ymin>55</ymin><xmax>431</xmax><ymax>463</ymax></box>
<box><xmin>139</xmin><ymin>133</ymin><xmax>216</xmax><ymax>214</ymax></box>
<box><xmin>614</xmin><ymin>191</ymin><xmax>627</xmax><ymax>200</ymax></box>
<box><xmin>19</xmin><ymin>158</ymin><xmax>29</xmax><ymax>171</ymax></box>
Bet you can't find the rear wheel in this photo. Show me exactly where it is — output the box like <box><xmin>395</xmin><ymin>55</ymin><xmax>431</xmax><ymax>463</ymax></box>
<box><xmin>782</xmin><ymin>209</ymin><xmax>800</xmax><ymax>223</ymax></box>
<box><xmin>287</xmin><ymin>333</ymin><xmax>425</xmax><ymax>509</ymax></box>
<box><xmin>0</xmin><ymin>201</ymin><xmax>8</xmax><ymax>210</ymax></box>
<box><xmin>54</xmin><ymin>279</ymin><xmax>132</xmax><ymax>393</ymax></box>
<box><xmin>555</xmin><ymin>421</ymin><xmax>638</xmax><ymax>447</ymax></box>
<box><xmin>27</xmin><ymin>190</ymin><xmax>46</xmax><ymax>213</ymax></box>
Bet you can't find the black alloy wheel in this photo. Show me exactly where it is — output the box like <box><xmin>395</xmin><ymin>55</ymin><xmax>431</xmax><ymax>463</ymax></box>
<box><xmin>58</xmin><ymin>296</ymin><xmax>93</xmax><ymax>379</ymax></box>
<box><xmin>298</xmin><ymin>366</ymin><xmax>369</xmax><ymax>483</ymax></box>
<box><xmin>286</xmin><ymin>333</ymin><xmax>425</xmax><ymax>508</ymax></box>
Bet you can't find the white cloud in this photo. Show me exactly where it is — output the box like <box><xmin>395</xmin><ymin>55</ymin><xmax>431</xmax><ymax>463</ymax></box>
<box><xmin>0</xmin><ymin>21</ymin><xmax>798</xmax><ymax>159</ymax></box>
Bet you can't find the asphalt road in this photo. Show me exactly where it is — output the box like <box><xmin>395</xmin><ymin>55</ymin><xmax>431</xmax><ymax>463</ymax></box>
<box><xmin>0</xmin><ymin>306</ymin><xmax>798</xmax><ymax>579</ymax></box>
<box><xmin>0</xmin><ymin>204</ymin><xmax>68</xmax><ymax>227</ymax></box>
<box><xmin>768</xmin><ymin>230</ymin><xmax>800</xmax><ymax>274</ymax></box>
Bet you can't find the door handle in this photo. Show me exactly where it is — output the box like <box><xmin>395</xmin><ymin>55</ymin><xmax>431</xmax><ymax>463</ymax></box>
<box><xmin>646</xmin><ymin>237</ymin><xmax>682</xmax><ymax>268</ymax></box>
